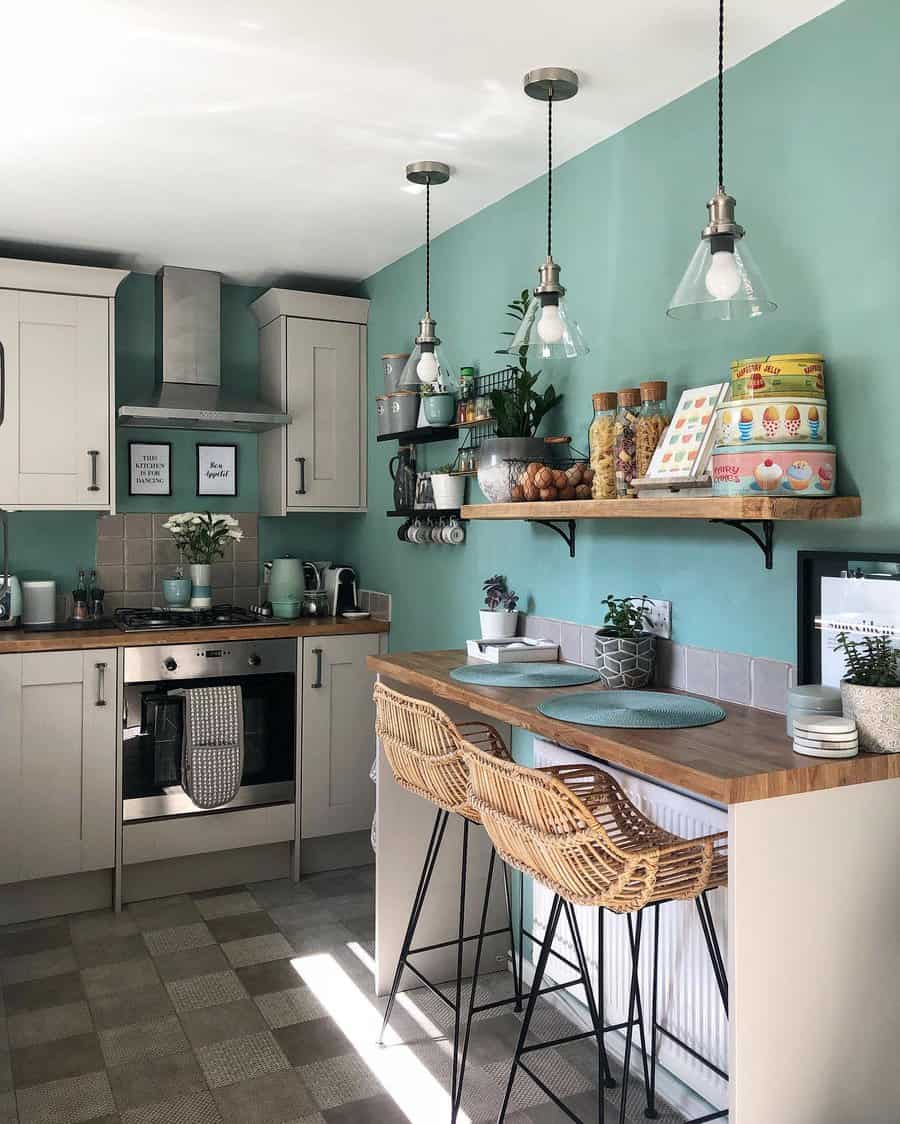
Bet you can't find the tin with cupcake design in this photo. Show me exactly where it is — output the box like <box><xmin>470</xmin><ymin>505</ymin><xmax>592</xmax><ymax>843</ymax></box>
<box><xmin>711</xmin><ymin>443</ymin><xmax>836</xmax><ymax>497</ymax></box>
<box><xmin>715</xmin><ymin>396</ymin><xmax>827</xmax><ymax>445</ymax></box>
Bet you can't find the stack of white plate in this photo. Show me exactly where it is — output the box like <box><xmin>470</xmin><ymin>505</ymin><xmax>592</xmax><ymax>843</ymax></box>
<box><xmin>792</xmin><ymin>715</ymin><xmax>858</xmax><ymax>758</ymax></box>
<box><xmin>785</xmin><ymin>685</ymin><xmax>842</xmax><ymax>736</ymax></box>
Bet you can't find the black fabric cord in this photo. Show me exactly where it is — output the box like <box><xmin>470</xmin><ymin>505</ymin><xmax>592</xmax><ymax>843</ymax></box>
<box><xmin>547</xmin><ymin>92</ymin><xmax>553</xmax><ymax>258</ymax></box>
<box><xmin>425</xmin><ymin>174</ymin><xmax>431</xmax><ymax>314</ymax></box>
<box><xmin>718</xmin><ymin>0</ymin><xmax>725</xmax><ymax>190</ymax></box>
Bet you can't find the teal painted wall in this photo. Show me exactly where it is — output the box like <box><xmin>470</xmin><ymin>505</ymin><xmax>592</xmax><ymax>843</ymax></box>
<box><xmin>347</xmin><ymin>0</ymin><xmax>897</xmax><ymax>665</ymax></box>
<box><xmin>8</xmin><ymin>273</ymin><xmax>346</xmax><ymax>587</ymax></box>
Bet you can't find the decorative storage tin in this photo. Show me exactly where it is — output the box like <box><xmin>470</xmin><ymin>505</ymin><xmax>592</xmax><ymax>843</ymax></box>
<box><xmin>731</xmin><ymin>354</ymin><xmax>825</xmax><ymax>400</ymax></box>
<box><xmin>712</xmin><ymin>443</ymin><xmax>836</xmax><ymax>496</ymax></box>
<box><xmin>716</xmin><ymin>396</ymin><xmax>827</xmax><ymax>445</ymax></box>
<box><xmin>386</xmin><ymin>389</ymin><xmax>419</xmax><ymax>434</ymax></box>
<box><xmin>375</xmin><ymin>396</ymin><xmax>390</xmax><ymax>437</ymax></box>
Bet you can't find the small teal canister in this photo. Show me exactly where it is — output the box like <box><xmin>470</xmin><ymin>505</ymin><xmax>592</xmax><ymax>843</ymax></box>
<box><xmin>162</xmin><ymin>577</ymin><xmax>192</xmax><ymax>607</ymax></box>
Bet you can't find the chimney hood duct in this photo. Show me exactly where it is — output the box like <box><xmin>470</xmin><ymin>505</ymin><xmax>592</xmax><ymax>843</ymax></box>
<box><xmin>117</xmin><ymin>266</ymin><xmax>291</xmax><ymax>432</ymax></box>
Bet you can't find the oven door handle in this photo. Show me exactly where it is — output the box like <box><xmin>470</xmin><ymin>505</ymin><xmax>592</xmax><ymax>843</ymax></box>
<box><xmin>311</xmin><ymin>647</ymin><xmax>323</xmax><ymax>689</ymax></box>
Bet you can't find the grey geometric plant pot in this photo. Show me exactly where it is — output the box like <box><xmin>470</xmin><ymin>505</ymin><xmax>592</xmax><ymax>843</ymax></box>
<box><xmin>594</xmin><ymin>629</ymin><xmax>657</xmax><ymax>689</ymax></box>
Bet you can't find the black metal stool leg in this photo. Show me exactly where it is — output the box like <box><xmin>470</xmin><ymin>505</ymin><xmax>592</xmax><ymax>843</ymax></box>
<box><xmin>378</xmin><ymin>808</ymin><xmax>448</xmax><ymax>1045</ymax></box>
<box><xmin>502</xmin><ymin>862</ymin><xmax>523</xmax><ymax>1012</ymax></box>
<box><xmin>597</xmin><ymin>907</ymin><xmax>615</xmax><ymax>1089</ymax></box>
<box><xmin>626</xmin><ymin>914</ymin><xmax>653</xmax><ymax>1100</ymax></box>
<box><xmin>618</xmin><ymin>909</ymin><xmax>644</xmax><ymax>1124</ymax></box>
<box><xmin>517</xmin><ymin>869</ymin><xmax>525</xmax><ymax>1010</ymax></box>
<box><xmin>562</xmin><ymin>903</ymin><xmax>607</xmax><ymax>1124</ymax></box>
<box><xmin>698</xmin><ymin>892</ymin><xmax>728</xmax><ymax>1015</ymax></box>
<box><xmin>454</xmin><ymin>845</ymin><xmax>497</xmax><ymax>1121</ymax></box>
<box><xmin>450</xmin><ymin>819</ymin><xmax>470</xmax><ymax>1115</ymax></box>
<box><xmin>497</xmin><ymin>894</ymin><xmax>564</xmax><ymax>1123</ymax></box>
<box><xmin>644</xmin><ymin>904</ymin><xmax>661</xmax><ymax>1120</ymax></box>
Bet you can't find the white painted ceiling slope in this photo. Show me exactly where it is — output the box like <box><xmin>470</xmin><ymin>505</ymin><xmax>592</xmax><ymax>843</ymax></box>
<box><xmin>2</xmin><ymin>0</ymin><xmax>841</xmax><ymax>284</ymax></box>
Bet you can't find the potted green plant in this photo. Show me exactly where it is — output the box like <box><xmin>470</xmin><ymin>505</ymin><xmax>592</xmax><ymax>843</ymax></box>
<box><xmin>431</xmin><ymin>463</ymin><xmax>466</xmax><ymax>510</ymax></box>
<box><xmin>421</xmin><ymin>381</ymin><xmax>456</xmax><ymax>426</ymax></box>
<box><xmin>163</xmin><ymin>512</ymin><xmax>244</xmax><ymax>609</ymax></box>
<box><xmin>834</xmin><ymin>631</ymin><xmax>900</xmax><ymax>752</ymax></box>
<box><xmin>594</xmin><ymin>595</ymin><xmax>656</xmax><ymax>688</ymax></box>
<box><xmin>480</xmin><ymin>574</ymin><xmax>520</xmax><ymax>640</ymax></box>
<box><xmin>477</xmin><ymin>291</ymin><xmax>564</xmax><ymax>503</ymax></box>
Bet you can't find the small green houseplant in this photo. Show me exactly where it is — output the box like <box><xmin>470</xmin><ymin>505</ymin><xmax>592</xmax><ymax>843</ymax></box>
<box><xmin>594</xmin><ymin>595</ymin><xmax>657</xmax><ymax>689</ymax></box>
<box><xmin>480</xmin><ymin>574</ymin><xmax>520</xmax><ymax>640</ymax></box>
<box><xmin>478</xmin><ymin>291</ymin><xmax>565</xmax><ymax>503</ymax></box>
<box><xmin>834</xmin><ymin>631</ymin><xmax>900</xmax><ymax>752</ymax></box>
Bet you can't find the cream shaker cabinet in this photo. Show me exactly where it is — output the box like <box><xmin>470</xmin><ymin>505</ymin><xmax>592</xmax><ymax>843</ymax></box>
<box><xmin>0</xmin><ymin>259</ymin><xmax>128</xmax><ymax>510</ymax></box>
<box><xmin>0</xmin><ymin>650</ymin><xmax>118</xmax><ymax>884</ymax></box>
<box><xmin>300</xmin><ymin>633</ymin><xmax>380</xmax><ymax>838</ymax></box>
<box><xmin>252</xmin><ymin>288</ymin><xmax>369</xmax><ymax>515</ymax></box>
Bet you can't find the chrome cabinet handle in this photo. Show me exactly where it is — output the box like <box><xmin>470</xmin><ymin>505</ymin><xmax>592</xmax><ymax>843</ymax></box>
<box><xmin>294</xmin><ymin>456</ymin><xmax>306</xmax><ymax>495</ymax></box>
<box><xmin>0</xmin><ymin>341</ymin><xmax>5</xmax><ymax>427</ymax></box>
<box><xmin>87</xmin><ymin>450</ymin><xmax>100</xmax><ymax>492</ymax></box>
<box><xmin>311</xmin><ymin>647</ymin><xmax>323</xmax><ymax>689</ymax></box>
<box><xmin>95</xmin><ymin>662</ymin><xmax>107</xmax><ymax>707</ymax></box>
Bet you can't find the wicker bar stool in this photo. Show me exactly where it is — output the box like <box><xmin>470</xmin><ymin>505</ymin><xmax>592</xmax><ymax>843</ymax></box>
<box><xmin>461</xmin><ymin>746</ymin><xmax>728</xmax><ymax>1124</ymax></box>
<box><xmin>374</xmin><ymin>682</ymin><xmax>534</xmax><ymax>1121</ymax></box>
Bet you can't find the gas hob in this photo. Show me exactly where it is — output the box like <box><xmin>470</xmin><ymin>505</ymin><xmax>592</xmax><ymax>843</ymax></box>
<box><xmin>114</xmin><ymin>605</ymin><xmax>275</xmax><ymax>632</ymax></box>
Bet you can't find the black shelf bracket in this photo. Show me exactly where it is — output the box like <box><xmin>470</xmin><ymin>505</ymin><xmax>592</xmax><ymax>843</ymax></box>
<box><xmin>709</xmin><ymin>518</ymin><xmax>775</xmax><ymax>570</ymax></box>
<box><xmin>526</xmin><ymin>519</ymin><xmax>577</xmax><ymax>558</ymax></box>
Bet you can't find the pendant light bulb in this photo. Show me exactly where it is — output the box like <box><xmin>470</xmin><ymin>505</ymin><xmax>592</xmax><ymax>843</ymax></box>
<box><xmin>537</xmin><ymin>300</ymin><xmax>565</xmax><ymax>344</ymax></box>
<box><xmin>416</xmin><ymin>349</ymin><xmax>439</xmax><ymax>383</ymax></box>
<box><xmin>705</xmin><ymin>247</ymin><xmax>742</xmax><ymax>300</ymax></box>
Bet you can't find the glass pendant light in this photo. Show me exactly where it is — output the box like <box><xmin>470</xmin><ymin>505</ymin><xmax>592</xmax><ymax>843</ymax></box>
<box><xmin>667</xmin><ymin>0</ymin><xmax>775</xmax><ymax>320</ymax></box>
<box><xmin>399</xmin><ymin>161</ymin><xmax>457</xmax><ymax>388</ymax></box>
<box><xmin>503</xmin><ymin>67</ymin><xmax>588</xmax><ymax>361</ymax></box>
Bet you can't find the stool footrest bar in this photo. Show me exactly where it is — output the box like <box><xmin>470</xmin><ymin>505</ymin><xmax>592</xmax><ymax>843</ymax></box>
<box><xmin>408</xmin><ymin>926</ymin><xmax>508</xmax><ymax>956</ymax></box>
<box><xmin>518</xmin><ymin>1060</ymin><xmax>584</xmax><ymax>1123</ymax></box>
<box><xmin>656</xmin><ymin>1024</ymin><xmax>729</xmax><ymax>1082</ymax></box>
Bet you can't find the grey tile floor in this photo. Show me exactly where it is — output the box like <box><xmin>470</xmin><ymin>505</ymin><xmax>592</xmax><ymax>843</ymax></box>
<box><xmin>0</xmin><ymin>866</ymin><xmax>686</xmax><ymax>1124</ymax></box>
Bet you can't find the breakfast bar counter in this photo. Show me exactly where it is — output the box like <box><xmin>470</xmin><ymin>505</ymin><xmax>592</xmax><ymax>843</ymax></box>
<box><xmin>370</xmin><ymin>649</ymin><xmax>900</xmax><ymax>1124</ymax></box>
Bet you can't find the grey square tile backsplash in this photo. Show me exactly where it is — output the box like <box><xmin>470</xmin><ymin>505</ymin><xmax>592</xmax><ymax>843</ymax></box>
<box><xmin>96</xmin><ymin>513</ymin><xmax>260</xmax><ymax>612</ymax></box>
<box><xmin>518</xmin><ymin>612</ymin><xmax>794</xmax><ymax>715</ymax></box>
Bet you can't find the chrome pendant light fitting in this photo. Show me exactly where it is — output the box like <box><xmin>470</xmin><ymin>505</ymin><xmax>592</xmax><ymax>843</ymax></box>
<box><xmin>667</xmin><ymin>0</ymin><xmax>776</xmax><ymax>320</ymax></box>
<box><xmin>400</xmin><ymin>160</ymin><xmax>454</xmax><ymax>386</ymax></box>
<box><xmin>503</xmin><ymin>67</ymin><xmax>588</xmax><ymax>360</ymax></box>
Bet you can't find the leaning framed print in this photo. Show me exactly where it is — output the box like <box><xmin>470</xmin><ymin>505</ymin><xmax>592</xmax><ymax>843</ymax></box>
<box><xmin>128</xmin><ymin>442</ymin><xmax>172</xmax><ymax>496</ymax></box>
<box><xmin>196</xmin><ymin>443</ymin><xmax>238</xmax><ymax>496</ymax></box>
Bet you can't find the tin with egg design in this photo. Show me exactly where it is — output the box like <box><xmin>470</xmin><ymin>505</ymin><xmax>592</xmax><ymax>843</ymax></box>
<box><xmin>715</xmin><ymin>396</ymin><xmax>827</xmax><ymax>445</ymax></box>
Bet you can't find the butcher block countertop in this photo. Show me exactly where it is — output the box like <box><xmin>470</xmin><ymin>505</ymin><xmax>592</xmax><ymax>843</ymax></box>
<box><xmin>368</xmin><ymin>649</ymin><xmax>900</xmax><ymax>805</ymax></box>
<box><xmin>0</xmin><ymin>616</ymin><xmax>389</xmax><ymax>654</ymax></box>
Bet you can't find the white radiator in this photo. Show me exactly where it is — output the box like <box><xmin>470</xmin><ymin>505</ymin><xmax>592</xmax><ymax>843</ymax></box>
<box><xmin>531</xmin><ymin>740</ymin><xmax>728</xmax><ymax>1111</ymax></box>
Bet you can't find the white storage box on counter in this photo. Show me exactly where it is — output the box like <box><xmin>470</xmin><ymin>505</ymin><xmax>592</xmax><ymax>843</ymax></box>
<box><xmin>466</xmin><ymin>637</ymin><xmax>560</xmax><ymax>663</ymax></box>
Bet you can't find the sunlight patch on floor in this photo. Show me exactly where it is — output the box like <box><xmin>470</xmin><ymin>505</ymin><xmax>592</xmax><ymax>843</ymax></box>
<box><xmin>293</xmin><ymin>951</ymin><xmax>471</xmax><ymax>1124</ymax></box>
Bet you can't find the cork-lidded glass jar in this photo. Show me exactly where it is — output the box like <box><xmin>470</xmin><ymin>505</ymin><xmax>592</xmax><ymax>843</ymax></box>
<box><xmin>588</xmin><ymin>392</ymin><xmax>617</xmax><ymax>499</ymax></box>
<box><xmin>614</xmin><ymin>388</ymin><xmax>642</xmax><ymax>497</ymax></box>
<box><xmin>636</xmin><ymin>380</ymin><xmax>670</xmax><ymax>478</ymax></box>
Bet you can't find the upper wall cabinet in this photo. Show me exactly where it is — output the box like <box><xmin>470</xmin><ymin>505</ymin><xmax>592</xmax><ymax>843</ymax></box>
<box><xmin>0</xmin><ymin>258</ymin><xmax>129</xmax><ymax>511</ymax></box>
<box><xmin>252</xmin><ymin>289</ymin><xmax>370</xmax><ymax>515</ymax></box>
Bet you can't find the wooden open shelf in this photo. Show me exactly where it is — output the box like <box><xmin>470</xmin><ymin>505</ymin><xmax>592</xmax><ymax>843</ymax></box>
<box><xmin>459</xmin><ymin>495</ymin><xmax>861</xmax><ymax>568</ymax></box>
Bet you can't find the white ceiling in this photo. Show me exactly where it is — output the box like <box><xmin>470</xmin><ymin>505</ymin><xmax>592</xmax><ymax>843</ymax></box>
<box><xmin>2</xmin><ymin>0</ymin><xmax>841</xmax><ymax>285</ymax></box>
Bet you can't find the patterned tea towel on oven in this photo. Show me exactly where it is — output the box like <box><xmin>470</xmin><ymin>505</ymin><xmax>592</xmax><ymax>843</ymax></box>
<box><xmin>180</xmin><ymin>685</ymin><xmax>245</xmax><ymax>809</ymax></box>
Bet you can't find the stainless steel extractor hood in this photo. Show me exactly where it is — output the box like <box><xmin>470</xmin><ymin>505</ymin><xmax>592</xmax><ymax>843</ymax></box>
<box><xmin>118</xmin><ymin>266</ymin><xmax>291</xmax><ymax>432</ymax></box>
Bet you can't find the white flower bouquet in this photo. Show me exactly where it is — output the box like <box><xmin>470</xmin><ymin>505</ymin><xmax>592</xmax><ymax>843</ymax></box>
<box><xmin>163</xmin><ymin>512</ymin><xmax>243</xmax><ymax>565</ymax></box>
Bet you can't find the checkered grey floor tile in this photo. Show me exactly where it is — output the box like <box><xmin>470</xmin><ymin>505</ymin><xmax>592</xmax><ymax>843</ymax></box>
<box><xmin>0</xmin><ymin>864</ymin><xmax>696</xmax><ymax>1123</ymax></box>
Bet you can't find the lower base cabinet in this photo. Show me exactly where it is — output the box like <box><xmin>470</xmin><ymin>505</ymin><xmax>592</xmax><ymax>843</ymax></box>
<box><xmin>300</xmin><ymin>633</ymin><xmax>380</xmax><ymax>838</ymax></box>
<box><xmin>0</xmin><ymin>650</ymin><xmax>118</xmax><ymax>885</ymax></box>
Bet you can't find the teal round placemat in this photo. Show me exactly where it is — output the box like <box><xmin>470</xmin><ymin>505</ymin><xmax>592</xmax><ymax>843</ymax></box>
<box><xmin>449</xmin><ymin>663</ymin><xmax>601</xmax><ymax>688</ymax></box>
<box><xmin>537</xmin><ymin>690</ymin><xmax>726</xmax><ymax>728</ymax></box>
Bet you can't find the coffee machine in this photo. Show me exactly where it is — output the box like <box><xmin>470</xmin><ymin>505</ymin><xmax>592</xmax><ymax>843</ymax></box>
<box><xmin>323</xmin><ymin>566</ymin><xmax>359</xmax><ymax>616</ymax></box>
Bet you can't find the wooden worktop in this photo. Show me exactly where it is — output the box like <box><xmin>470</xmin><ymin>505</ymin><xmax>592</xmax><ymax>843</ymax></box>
<box><xmin>368</xmin><ymin>649</ymin><xmax>900</xmax><ymax>805</ymax></box>
<box><xmin>0</xmin><ymin>616</ymin><xmax>389</xmax><ymax>654</ymax></box>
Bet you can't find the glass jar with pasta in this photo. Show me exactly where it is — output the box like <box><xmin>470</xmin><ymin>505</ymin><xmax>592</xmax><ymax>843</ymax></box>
<box><xmin>635</xmin><ymin>380</ymin><xmax>670</xmax><ymax>478</ymax></box>
<box><xmin>614</xmin><ymin>388</ymin><xmax>642</xmax><ymax>497</ymax></box>
<box><xmin>588</xmin><ymin>392</ymin><xmax>617</xmax><ymax>499</ymax></box>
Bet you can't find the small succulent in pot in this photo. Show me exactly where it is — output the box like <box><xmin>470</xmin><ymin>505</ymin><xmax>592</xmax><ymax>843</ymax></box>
<box><xmin>594</xmin><ymin>594</ymin><xmax>656</xmax><ymax>689</ymax></box>
<box><xmin>480</xmin><ymin>574</ymin><xmax>520</xmax><ymax>640</ymax></box>
<box><xmin>834</xmin><ymin>631</ymin><xmax>900</xmax><ymax>753</ymax></box>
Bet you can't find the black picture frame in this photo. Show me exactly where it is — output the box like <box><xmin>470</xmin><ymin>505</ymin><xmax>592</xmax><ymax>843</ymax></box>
<box><xmin>128</xmin><ymin>441</ymin><xmax>172</xmax><ymax>497</ymax></box>
<box><xmin>196</xmin><ymin>443</ymin><xmax>238</xmax><ymax>497</ymax></box>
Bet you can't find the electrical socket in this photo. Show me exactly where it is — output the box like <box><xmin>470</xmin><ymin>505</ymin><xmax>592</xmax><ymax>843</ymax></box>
<box><xmin>638</xmin><ymin>597</ymin><xmax>671</xmax><ymax>639</ymax></box>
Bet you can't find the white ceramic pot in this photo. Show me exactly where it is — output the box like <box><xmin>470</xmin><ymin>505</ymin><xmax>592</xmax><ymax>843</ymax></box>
<box><xmin>840</xmin><ymin>680</ymin><xmax>900</xmax><ymax>753</ymax></box>
<box><xmin>480</xmin><ymin>609</ymin><xmax>519</xmax><ymax>640</ymax></box>
<box><xmin>190</xmin><ymin>563</ymin><xmax>212</xmax><ymax>610</ymax></box>
<box><xmin>432</xmin><ymin>473</ymin><xmax>466</xmax><ymax>510</ymax></box>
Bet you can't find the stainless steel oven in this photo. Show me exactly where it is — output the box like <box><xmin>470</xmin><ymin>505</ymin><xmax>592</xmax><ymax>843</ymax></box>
<box><xmin>123</xmin><ymin>638</ymin><xmax>296</xmax><ymax>822</ymax></box>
